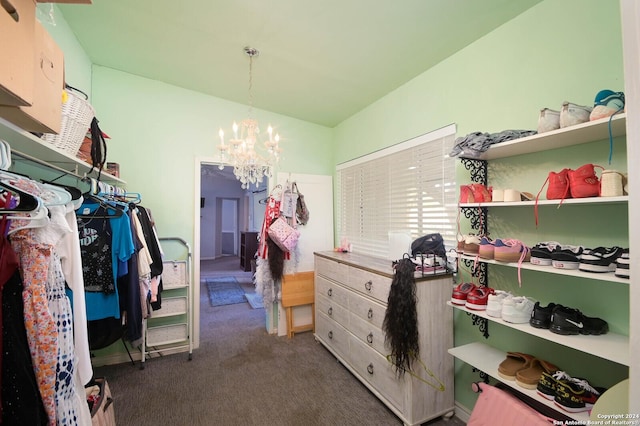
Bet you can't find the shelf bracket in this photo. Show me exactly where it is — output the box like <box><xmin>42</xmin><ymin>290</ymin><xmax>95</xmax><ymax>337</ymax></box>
<box><xmin>471</xmin><ymin>367</ymin><xmax>490</xmax><ymax>383</ymax></box>
<box><xmin>467</xmin><ymin>312</ymin><xmax>490</xmax><ymax>339</ymax></box>
<box><xmin>460</xmin><ymin>158</ymin><xmax>487</xmax><ymax>184</ymax></box>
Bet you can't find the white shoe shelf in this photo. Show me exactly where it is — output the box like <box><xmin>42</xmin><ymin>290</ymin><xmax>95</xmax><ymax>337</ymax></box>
<box><xmin>448</xmin><ymin>302</ymin><xmax>629</xmax><ymax>366</ymax></box>
<box><xmin>448</xmin><ymin>342</ymin><xmax>591</xmax><ymax>422</ymax></box>
<box><xmin>452</xmin><ymin>112</ymin><xmax>630</xmax><ymax>417</ymax></box>
<box><xmin>458</xmin><ymin>254</ymin><xmax>630</xmax><ymax>285</ymax></box>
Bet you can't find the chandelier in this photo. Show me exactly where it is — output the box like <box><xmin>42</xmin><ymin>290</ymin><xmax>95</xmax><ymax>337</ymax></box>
<box><xmin>216</xmin><ymin>47</ymin><xmax>281</xmax><ymax>189</ymax></box>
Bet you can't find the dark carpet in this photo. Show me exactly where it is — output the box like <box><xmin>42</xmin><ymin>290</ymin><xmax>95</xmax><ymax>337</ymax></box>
<box><xmin>205</xmin><ymin>276</ymin><xmax>246</xmax><ymax>307</ymax></box>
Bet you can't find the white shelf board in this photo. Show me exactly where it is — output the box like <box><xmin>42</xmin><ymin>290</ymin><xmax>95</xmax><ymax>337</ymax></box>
<box><xmin>0</xmin><ymin>116</ymin><xmax>125</xmax><ymax>184</ymax></box>
<box><xmin>448</xmin><ymin>302</ymin><xmax>629</xmax><ymax>366</ymax></box>
<box><xmin>459</xmin><ymin>195</ymin><xmax>628</xmax><ymax>208</ymax></box>
<box><xmin>464</xmin><ymin>113</ymin><xmax>627</xmax><ymax>160</ymax></box>
<box><xmin>458</xmin><ymin>255</ymin><xmax>630</xmax><ymax>285</ymax></box>
<box><xmin>448</xmin><ymin>342</ymin><xmax>591</xmax><ymax>422</ymax></box>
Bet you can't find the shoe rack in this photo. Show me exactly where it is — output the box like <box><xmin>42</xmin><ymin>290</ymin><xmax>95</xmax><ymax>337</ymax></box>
<box><xmin>450</xmin><ymin>113</ymin><xmax>629</xmax><ymax>422</ymax></box>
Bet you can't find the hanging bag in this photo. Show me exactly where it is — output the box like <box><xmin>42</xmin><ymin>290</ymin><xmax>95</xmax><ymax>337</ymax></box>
<box><xmin>268</xmin><ymin>216</ymin><xmax>300</xmax><ymax>252</ymax></box>
<box><xmin>280</xmin><ymin>184</ymin><xmax>298</xmax><ymax>218</ymax></box>
<box><xmin>293</xmin><ymin>182</ymin><xmax>310</xmax><ymax>225</ymax></box>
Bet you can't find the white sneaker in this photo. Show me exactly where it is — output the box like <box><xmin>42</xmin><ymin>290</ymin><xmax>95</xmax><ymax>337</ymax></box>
<box><xmin>486</xmin><ymin>290</ymin><xmax>512</xmax><ymax>318</ymax></box>
<box><xmin>502</xmin><ymin>296</ymin><xmax>537</xmax><ymax>324</ymax></box>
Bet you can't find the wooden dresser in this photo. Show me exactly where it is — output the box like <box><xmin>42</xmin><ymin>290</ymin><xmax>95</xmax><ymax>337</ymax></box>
<box><xmin>314</xmin><ymin>251</ymin><xmax>454</xmax><ymax>426</ymax></box>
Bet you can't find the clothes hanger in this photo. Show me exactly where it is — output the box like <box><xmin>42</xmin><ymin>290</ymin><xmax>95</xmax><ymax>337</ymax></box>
<box><xmin>385</xmin><ymin>353</ymin><xmax>446</xmax><ymax>392</ymax></box>
<box><xmin>0</xmin><ymin>179</ymin><xmax>42</xmax><ymax>213</ymax></box>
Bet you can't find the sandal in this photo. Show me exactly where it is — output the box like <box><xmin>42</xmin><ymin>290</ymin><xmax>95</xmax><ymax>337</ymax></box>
<box><xmin>516</xmin><ymin>358</ymin><xmax>559</xmax><ymax>390</ymax></box>
<box><xmin>497</xmin><ymin>352</ymin><xmax>534</xmax><ymax>381</ymax></box>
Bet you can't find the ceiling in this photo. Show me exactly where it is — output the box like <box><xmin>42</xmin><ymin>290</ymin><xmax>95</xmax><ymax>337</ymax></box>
<box><xmin>56</xmin><ymin>0</ymin><xmax>543</xmax><ymax>128</ymax></box>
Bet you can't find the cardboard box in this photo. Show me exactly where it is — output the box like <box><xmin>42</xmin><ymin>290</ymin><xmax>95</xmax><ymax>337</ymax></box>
<box><xmin>0</xmin><ymin>21</ymin><xmax>64</xmax><ymax>133</ymax></box>
<box><xmin>0</xmin><ymin>0</ymin><xmax>36</xmax><ymax>106</ymax></box>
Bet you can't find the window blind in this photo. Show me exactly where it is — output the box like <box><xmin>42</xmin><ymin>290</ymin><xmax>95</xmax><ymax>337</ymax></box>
<box><xmin>336</xmin><ymin>124</ymin><xmax>457</xmax><ymax>259</ymax></box>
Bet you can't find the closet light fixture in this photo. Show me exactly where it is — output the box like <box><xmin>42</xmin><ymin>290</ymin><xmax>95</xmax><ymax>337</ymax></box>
<box><xmin>216</xmin><ymin>47</ymin><xmax>282</xmax><ymax>189</ymax></box>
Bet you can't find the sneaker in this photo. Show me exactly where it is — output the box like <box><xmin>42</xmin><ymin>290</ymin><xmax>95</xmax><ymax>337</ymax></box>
<box><xmin>579</xmin><ymin>246</ymin><xmax>625</xmax><ymax>273</ymax></box>
<box><xmin>486</xmin><ymin>290</ymin><xmax>512</xmax><ymax>318</ymax></box>
<box><xmin>550</xmin><ymin>306</ymin><xmax>609</xmax><ymax>335</ymax></box>
<box><xmin>538</xmin><ymin>370</ymin><xmax>575</xmax><ymax>401</ymax></box>
<box><xmin>559</xmin><ymin>101</ymin><xmax>593</xmax><ymax>128</ymax></box>
<box><xmin>494</xmin><ymin>239</ymin><xmax>531</xmax><ymax>263</ymax></box>
<box><xmin>545</xmin><ymin>168</ymin><xmax>572</xmax><ymax>200</ymax></box>
<box><xmin>529</xmin><ymin>302</ymin><xmax>560</xmax><ymax>329</ymax></box>
<box><xmin>555</xmin><ymin>377</ymin><xmax>606</xmax><ymax>413</ymax></box>
<box><xmin>530</xmin><ymin>241</ymin><xmax>561</xmax><ymax>266</ymax></box>
<box><xmin>502</xmin><ymin>296</ymin><xmax>537</xmax><ymax>324</ymax></box>
<box><xmin>465</xmin><ymin>286</ymin><xmax>494</xmax><ymax>311</ymax></box>
<box><xmin>551</xmin><ymin>245</ymin><xmax>584</xmax><ymax>270</ymax></box>
<box><xmin>451</xmin><ymin>282</ymin><xmax>477</xmax><ymax>305</ymax></box>
<box><xmin>567</xmin><ymin>164</ymin><xmax>602</xmax><ymax>198</ymax></box>
<box><xmin>478</xmin><ymin>236</ymin><xmax>495</xmax><ymax>260</ymax></box>
<box><xmin>615</xmin><ymin>249</ymin><xmax>630</xmax><ymax>278</ymax></box>
<box><xmin>462</xmin><ymin>234</ymin><xmax>482</xmax><ymax>256</ymax></box>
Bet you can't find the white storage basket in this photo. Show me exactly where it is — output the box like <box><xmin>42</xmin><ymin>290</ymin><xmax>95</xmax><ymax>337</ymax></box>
<box><xmin>42</xmin><ymin>88</ymin><xmax>95</xmax><ymax>156</ymax></box>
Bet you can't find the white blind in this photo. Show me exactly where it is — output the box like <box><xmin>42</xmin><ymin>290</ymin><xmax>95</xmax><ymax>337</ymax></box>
<box><xmin>336</xmin><ymin>124</ymin><xmax>457</xmax><ymax>259</ymax></box>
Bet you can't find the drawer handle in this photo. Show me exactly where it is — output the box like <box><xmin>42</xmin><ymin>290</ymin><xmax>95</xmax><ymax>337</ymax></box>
<box><xmin>367</xmin><ymin>332</ymin><xmax>373</xmax><ymax>344</ymax></box>
<box><xmin>364</xmin><ymin>280</ymin><xmax>372</xmax><ymax>291</ymax></box>
<box><xmin>328</xmin><ymin>307</ymin><xmax>333</xmax><ymax>316</ymax></box>
<box><xmin>328</xmin><ymin>331</ymin><xmax>333</xmax><ymax>339</ymax></box>
<box><xmin>367</xmin><ymin>363</ymin><xmax>374</xmax><ymax>375</ymax></box>
<box><xmin>367</xmin><ymin>308</ymin><xmax>373</xmax><ymax>319</ymax></box>
<box><xmin>327</xmin><ymin>288</ymin><xmax>333</xmax><ymax>297</ymax></box>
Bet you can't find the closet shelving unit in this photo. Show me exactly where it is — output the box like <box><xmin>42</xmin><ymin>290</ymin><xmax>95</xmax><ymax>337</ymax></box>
<box><xmin>450</xmin><ymin>113</ymin><xmax>629</xmax><ymax>422</ymax></box>
<box><xmin>0</xmin><ymin>116</ymin><xmax>125</xmax><ymax>184</ymax></box>
<box><xmin>140</xmin><ymin>237</ymin><xmax>193</xmax><ymax>369</ymax></box>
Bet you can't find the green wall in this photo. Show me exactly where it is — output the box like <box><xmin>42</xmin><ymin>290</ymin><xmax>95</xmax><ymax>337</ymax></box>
<box><xmin>333</xmin><ymin>0</ymin><xmax>627</xmax><ymax>413</ymax></box>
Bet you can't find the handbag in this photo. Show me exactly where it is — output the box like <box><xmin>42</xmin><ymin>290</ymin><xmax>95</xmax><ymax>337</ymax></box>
<box><xmin>293</xmin><ymin>182</ymin><xmax>310</xmax><ymax>225</ymax></box>
<box><xmin>280</xmin><ymin>186</ymin><xmax>298</xmax><ymax>218</ymax></box>
<box><xmin>268</xmin><ymin>216</ymin><xmax>300</xmax><ymax>252</ymax></box>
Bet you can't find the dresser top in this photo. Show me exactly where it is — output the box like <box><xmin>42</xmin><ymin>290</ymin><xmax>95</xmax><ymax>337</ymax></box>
<box><xmin>314</xmin><ymin>251</ymin><xmax>452</xmax><ymax>281</ymax></box>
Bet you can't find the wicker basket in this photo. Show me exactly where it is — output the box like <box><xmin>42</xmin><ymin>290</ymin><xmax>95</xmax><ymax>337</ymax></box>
<box><xmin>42</xmin><ymin>88</ymin><xmax>95</xmax><ymax>156</ymax></box>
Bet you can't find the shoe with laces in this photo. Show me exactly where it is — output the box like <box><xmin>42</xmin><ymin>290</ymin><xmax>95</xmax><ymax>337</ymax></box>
<box><xmin>529</xmin><ymin>302</ymin><xmax>560</xmax><ymax>329</ymax></box>
<box><xmin>501</xmin><ymin>296</ymin><xmax>537</xmax><ymax>324</ymax></box>
<box><xmin>550</xmin><ymin>305</ymin><xmax>609</xmax><ymax>335</ymax></box>
<box><xmin>567</xmin><ymin>164</ymin><xmax>602</xmax><ymax>198</ymax></box>
<box><xmin>555</xmin><ymin>377</ymin><xmax>606</xmax><ymax>413</ymax></box>
<box><xmin>462</xmin><ymin>234</ymin><xmax>482</xmax><ymax>256</ymax></box>
<box><xmin>551</xmin><ymin>245</ymin><xmax>584</xmax><ymax>270</ymax></box>
<box><xmin>537</xmin><ymin>370</ymin><xmax>576</xmax><ymax>400</ymax></box>
<box><xmin>486</xmin><ymin>290</ymin><xmax>512</xmax><ymax>318</ymax></box>
<box><xmin>465</xmin><ymin>286</ymin><xmax>494</xmax><ymax>311</ymax></box>
<box><xmin>478</xmin><ymin>236</ymin><xmax>495</xmax><ymax>259</ymax></box>
<box><xmin>530</xmin><ymin>241</ymin><xmax>561</xmax><ymax>266</ymax></box>
<box><xmin>494</xmin><ymin>239</ymin><xmax>531</xmax><ymax>263</ymax></box>
<box><xmin>545</xmin><ymin>168</ymin><xmax>572</xmax><ymax>200</ymax></box>
<box><xmin>451</xmin><ymin>282</ymin><xmax>477</xmax><ymax>305</ymax></box>
<box><xmin>615</xmin><ymin>249</ymin><xmax>630</xmax><ymax>278</ymax></box>
<box><xmin>579</xmin><ymin>246</ymin><xmax>625</xmax><ymax>273</ymax></box>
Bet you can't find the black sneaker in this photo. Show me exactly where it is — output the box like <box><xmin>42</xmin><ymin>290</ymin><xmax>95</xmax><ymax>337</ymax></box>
<box><xmin>554</xmin><ymin>377</ymin><xmax>607</xmax><ymax>413</ymax></box>
<box><xmin>550</xmin><ymin>306</ymin><xmax>609</xmax><ymax>335</ymax></box>
<box><xmin>530</xmin><ymin>241</ymin><xmax>560</xmax><ymax>266</ymax></box>
<box><xmin>529</xmin><ymin>301</ymin><xmax>559</xmax><ymax>329</ymax></box>
<box><xmin>579</xmin><ymin>246</ymin><xmax>625</xmax><ymax>273</ymax></box>
<box><xmin>551</xmin><ymin>245</ymin><xmax>584</xmax><ymax>270</ymax></box>
<box><xmin>537</xmin><ymin>370</ymin><xmax>575</xmax><ymax>400</ymax></box>
<box><xmin>614</xmin><ymin>249</ymin><xmax>629</xmax><ymax>278</ymax></box>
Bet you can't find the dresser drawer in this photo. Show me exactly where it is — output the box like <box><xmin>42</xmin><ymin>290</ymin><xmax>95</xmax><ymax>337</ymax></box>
<box><xmin>350</xmin><ymin>336</ymin><xmax>404</xmax><ymax>411</ymax></box>
<box><xmin>350</xmin><ymin>312</ymin><xmax>388</xmax><ymax>357</ymax></box>
<box><xmin>347</xmin><ymin>266</ymin><xmax>392</xmax><ymax>304</ymax></box>
<box><xmin>349</xmin><ymin>291</ymin><xmax>386</xmax><ymax>329</ymax></box>
<box><xmin>315</xmin><ymin>256</ymin><xmax>349</xmax><ymax>284</ymax></box>
<box><xmin>315</xmin><ymin>275</ymin><xmax>350</xmax><ymax>309</ymax></box>
<box><xmin>316</xmin><ymin>293</ymin><xmax>350</xmax><ymax>328</ymax></box>
<box><xmin>316</xmin><ymin>312</ymin><xmax>350</xmax><ymax>362</ymax></box>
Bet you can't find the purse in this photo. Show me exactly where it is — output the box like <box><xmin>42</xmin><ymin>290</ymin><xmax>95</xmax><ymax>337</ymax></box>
<box><xmin>267</xmin><ymin>216</ymin><xmax>300</xmax><ymax>252</ymax></box>
<box><xmin>293</xmin><ymin>182</ymin><xmax>310</xmax><ymax>225</ymax></box>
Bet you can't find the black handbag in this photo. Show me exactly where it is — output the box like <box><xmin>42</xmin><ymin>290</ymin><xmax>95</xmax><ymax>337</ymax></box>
<box><xmin>411</xmin><ymin>233</ymin><xmax>445</xmax><ymax>258</ymax></box>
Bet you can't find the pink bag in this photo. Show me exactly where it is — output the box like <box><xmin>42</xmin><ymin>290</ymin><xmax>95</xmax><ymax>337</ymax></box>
<box><xmin>267</xmin><ymin>216</ymin><xmax>300</xmax><ymax>252</ymax></box>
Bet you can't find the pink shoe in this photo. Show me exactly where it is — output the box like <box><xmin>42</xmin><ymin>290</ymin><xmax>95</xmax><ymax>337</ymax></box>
<box><xmin>494</xmin><ymin>239</ymin><xmax>531</xmax><ymax>286</ymax></box>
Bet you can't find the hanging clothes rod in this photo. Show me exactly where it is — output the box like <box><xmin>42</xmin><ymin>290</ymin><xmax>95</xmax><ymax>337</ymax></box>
<box><xmin>11</xmin><ymin>148</ymin><xmax>83</xmax><ymax>180</ymax></box>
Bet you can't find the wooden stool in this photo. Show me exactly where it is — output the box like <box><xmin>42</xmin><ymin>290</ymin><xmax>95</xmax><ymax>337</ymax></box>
<box><xmin>281</xmin><ymin>271</ymin><xmax>315</xmax><ymax>339</ymax></box>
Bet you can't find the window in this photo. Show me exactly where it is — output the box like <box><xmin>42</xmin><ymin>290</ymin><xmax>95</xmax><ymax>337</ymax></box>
<box><xmin>336</xmin><ymin>124</ymin><xmax>457</xmax><ymax>259</ymax></box>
